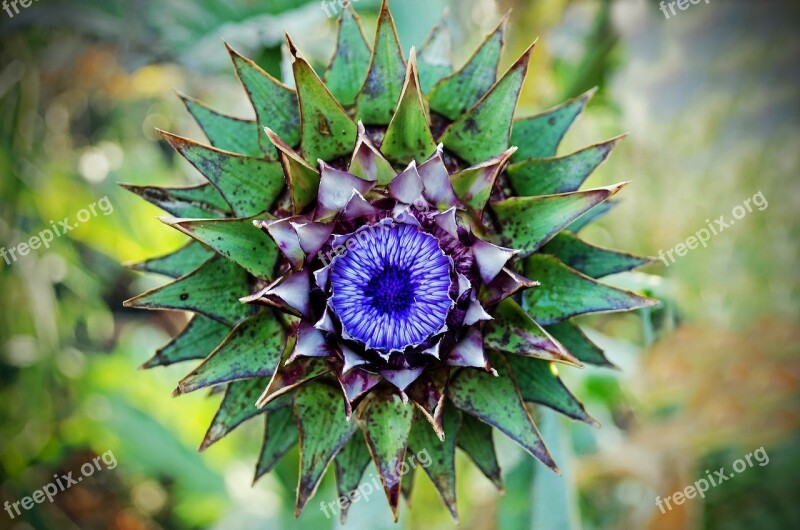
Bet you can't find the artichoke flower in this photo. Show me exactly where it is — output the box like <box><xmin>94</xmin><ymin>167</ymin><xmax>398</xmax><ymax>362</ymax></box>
<box><xmin>124</xmin><ymin>1</ymin><xmax>657</xmax><ymax>522</ymax></box>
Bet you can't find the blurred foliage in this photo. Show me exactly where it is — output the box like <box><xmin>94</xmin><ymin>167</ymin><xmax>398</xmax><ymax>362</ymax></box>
<box><xmin>1</xmin><ymin>0</ymin><xmax>798</xmax><ymax>529</ymax></box>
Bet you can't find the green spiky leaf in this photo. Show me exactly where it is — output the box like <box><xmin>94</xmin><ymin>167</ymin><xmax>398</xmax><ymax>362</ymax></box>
<box><xmin>510</xmin><ymin>87</ymin><xmax>596</xmax><ymax>161</ymax></box>
<box><xmin>175</xmin><ymin>311</ymin><xmax>285</xmax><ymax>394</ymax></box>
<box><xmin>257</xmin><ymin>357</ymin><xmax>332</xmax><ymax>409</ymax></box>
<box><xmin>200</xmin><ymin>378</ymin><xmax>290</xmax><ymax>451</ymax></box>
<box><xmin>163</xmin><ymin>217</ymin><xmax>279</xmax><ymax>280</ymax></box>
<box><xmin>381</xmin><ymin>51</ymin><xmax>437</xmax><ymax>164</ymax></box>
<box><xmin>289</xmin><ymin>38</ymin><xmax>358</xmax><ymax>163</ymax></box>
<box><xmin>255</xmin><ymin>407</ymin><xmax>298</xmax><ymax>482</ymax></box>
<box><xmin>265</xmin><ymin>127</ymin><xmax>320</xmax><ymax>214</ymax></box>
<box><xmin>506</xmin><ymin>137</ymin><xmax>623</xmax><ymax>196</ymax></box>
<box><xmin>120</xmin><ymin>183</ymin><xmax>230</xmax><ymax>219</ymax></box>
<box><xmin>360</xmin><ymin>390</ymin><xmax>414</xmax><ymax>521</ymax></box>
<box><xmin>128</xmin><ymin>240</ymin><xmax>215</xmax><ymax>279</ymax></box>
<box><xmin>522</xmin><ymin>254</ymin><xmax>658</xmax><ymax>325</ymax></box>
<box><xmin>355</xmin><ymin>1</ymin><xmax>406</xmax><ymax>125</ymax></box>
<box><xmin>161</xmin><ymin>132</ymin><xmax>285</xmax><ymax>217</ymax></box>
<box><xmin>334</xmin><ymin>432</ymin><xmax>373</xmax><ymax>523</ymax></box>
<box><xmin>294</xmin><ymin>382</ymin><xmax>360</xmax><ymax>516</ymax></box>
<box><xmin>545</xmin><ymin>320</ymin><xmax>611</xmax><ymax>367</ymax></box>
<box><xmin>566</xmin><ymin>199</ymin><xmax>618</xmax><ymax>232</ymax></box>
<box><xmin>325</xmin><ymin>7</ymin><xmax>372</xmax><ymax>106</ymax></box>
<box><xmin>456</xmin><ymin>412</ymin><xmax>503</xmax><ymax>490</ymax></box>
<box><xmin>228</xmin><ymin>43</ymin><xmax>300</xmax><ymax>157</ymax></box>
<box><xmin>141</xmin><ymin>314</ymin><xmax>230</xmax><ymax>369</ymax></box>
<box><xmin>491</xmin><ymin>183</ymin><xmax>625</xmax><ymax>257</ymax></box>
<box><xmin>417</xmin><ymin>17</ymin><xmax>452</xmax><ymax>93</ymax></box>
<box><xmin>439</xmin><ymin>43</ymin><xmax>533</xmax><ymax>165</ymax></box>
<box><xmin>428</xmin><ymin>15</ymin><xmax>505</xmax><ymax>119</ymax></box>
<box><xmin>407</xmin><ymin>406</ymin><xmax>461</xmax><ymax>521</ymax></box>
<box><xmin>123</xmin><ymin>255</ymin><xmax>252</xmax><ymax>326</ymax></box>
<box><xmin>539</xmin><ymin>231</ymin><xmax>651</xmax><ymax>278</ymax></box>
<box><xmin>506</xmin><ymin>355</ymin><xmax>596</xmax><ymax>425</ymax></box>
<box><xmin>484</xmin><ymin>298</ymin><xmax>580</xmax><ymax>365</ymax></box>
<box><xmin>448</xmin><ymin>352</ymin><xmax>556</xmax><ymax>470</ymax></box>
<box><xmin>179</xmin><ymin>93</ymin><xmax>263</xmax><ymax>157</ymax></box>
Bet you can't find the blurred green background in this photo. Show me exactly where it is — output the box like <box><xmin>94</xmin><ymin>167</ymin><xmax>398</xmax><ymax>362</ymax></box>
<box><xmin>1</xmin><ymin>0</ymin><xmax>798</xmax><ymax>529</ymax></box>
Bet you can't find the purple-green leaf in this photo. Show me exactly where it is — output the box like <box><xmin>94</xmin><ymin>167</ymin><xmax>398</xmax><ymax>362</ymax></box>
<box><xmin>484</xmin><ymin>298</ymin><xmax>581</xmax><ymax>366</ymax></box>
<box><xmin>448</xmin><ymin>352</ymin><xmax>558</xmax><ymax>471</ymax></box>
<box><xmin>294</xmin><ymin>382</ymin><xmax>360</xmax><ymax>516</ymax></box>
<box><xmin>265</xmin><ymin>127</ymin><xmax>320</xmax><ymax>215</ymax></box>
<box><xmin>407</xmin><ymin>368</ymin><xmax>448</xmax><ymax>440</ymax></box>
<box><xmin>522</xmin><ymin>254</ymin><xmax>659</xmax><ymax>325</ymax></box>
<box><xmin>359</xmin><ymin>390</ymin><xmax>415</xmax><ymax>521</ymax></box>
<box><xmin>450</xmin><ymin>147</ymin><xmax>516</xmax><ymax>212</ymax></box>
<box><xmin>256</xmin><ymin>356</ymin><xmax>332</xmax><ymax>409</ymax></box>
<box><xmin>349</xmin><ymin>122</ymin><xmax>397</xmax><ymax>184</ymax></box>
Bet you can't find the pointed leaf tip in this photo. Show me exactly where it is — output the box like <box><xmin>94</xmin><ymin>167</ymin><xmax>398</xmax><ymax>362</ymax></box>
<box><xmin>429</xmin><ymin>13</ymin><xmax>507</xmax><ymax>119</ymax></box>
<box><xmin>355</xmin><ymin>0</ymin><xmax>406</xmax><ymax>125</ymax></box>
<box><xmin>440</xmin><ymin>42</ymin><xmax>535</xmax><ymax>165</ymax></box>
<box><xmin>381</xmin><ymin>49</ymin><xmax>437</xmax><ymax>164</ymax></box>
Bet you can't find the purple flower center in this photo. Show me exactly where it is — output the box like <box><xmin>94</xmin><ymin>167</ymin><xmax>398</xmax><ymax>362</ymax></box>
<box><xmin>364</xmin><ymin>266</ymin><xmax>415</xmax><ymax>314</ymax></box>
<box><xmin>329</xmin><ymin>223</ymin><xmax>453</xmax><ymax>352</ymax></box>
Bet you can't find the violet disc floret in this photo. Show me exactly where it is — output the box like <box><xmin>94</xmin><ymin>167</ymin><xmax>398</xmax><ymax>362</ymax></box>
<box><xmin>328</xmin><ymin>223</ymin><xmax>453</xmax><ymax>352</ymax></box>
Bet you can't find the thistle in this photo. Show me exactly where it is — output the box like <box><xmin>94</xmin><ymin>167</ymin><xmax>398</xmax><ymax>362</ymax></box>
<box><xmin>124</xmin><ymin>1</ymin><xmax>657</xmax><ymax>522</ymax></box>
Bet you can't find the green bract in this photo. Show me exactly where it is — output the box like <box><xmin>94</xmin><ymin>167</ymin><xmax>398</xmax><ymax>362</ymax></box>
<box><xmin>123</xmin><ymin>1</ymin><xmax>657</xmax><ymax>522</ymax></box>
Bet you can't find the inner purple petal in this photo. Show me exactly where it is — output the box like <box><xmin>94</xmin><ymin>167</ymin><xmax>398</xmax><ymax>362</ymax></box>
<box><xmin>329</xmin><ymin>223</ymin><xmax>453</xmax><ymax>352</ymax></box>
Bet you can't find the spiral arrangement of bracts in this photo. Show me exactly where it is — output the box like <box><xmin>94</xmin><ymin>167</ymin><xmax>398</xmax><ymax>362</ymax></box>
<box><xmin>123</xmin><ymin>0</ymin><xmax>657</xmax><ymax>522</ymax></box>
